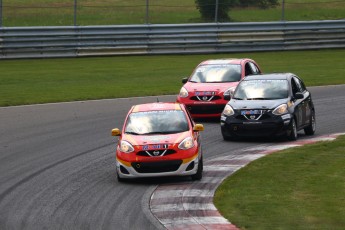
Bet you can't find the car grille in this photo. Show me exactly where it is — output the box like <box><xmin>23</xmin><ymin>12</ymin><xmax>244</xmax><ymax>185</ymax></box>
<box><xmin>188</xmin><ymin>104</ymin><xmax>226</xmax><ymax>114</ymax></box>
<box><xmin>190</xmin><ymin>95</ymin><xmax>222</xmax><ymax>102</ymax></box>
<box><xmin>131</xmin><ymin>160</ymin><xmax>182</xmax><ymax>173</ymax></box>
<box><xmin>136</xmin><ymin>149</ymin><xmax>176</xmax><ymax>157</ymax></box>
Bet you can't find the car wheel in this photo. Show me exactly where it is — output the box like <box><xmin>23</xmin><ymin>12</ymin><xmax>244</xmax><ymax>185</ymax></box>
<box><xmin>304</xmin><ymin>110</ymin><xmax>316</xmax><ymax>135</ymax></box>
<box><xmin>287</xmin><ymin>118</ymin><xmax>298</xmax><ymax>141</ymax></box>
<box><xmin>222</xmin><ymin>130</ymin><xmax>235</xmax><ymax>141</ymax></box>
<box><xmin>222</xmin><ymin>134</ymin><xmax>234</xmax><ymax>141</ymax></box>
<box><xmin>191</xmin><ymin>157</ymin><xmax>203</xmax><ymax>181</ymax></box>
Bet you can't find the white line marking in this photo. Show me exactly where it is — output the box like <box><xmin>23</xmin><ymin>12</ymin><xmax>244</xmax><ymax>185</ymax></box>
<box><xmin>152</xmin><ymin>189</ymin><xmax>214</xmax><ymax>199</ymax></box>
<box><xmin>204</xmin><ymin>165</ymin><xmax>243</xmax><ymax>172</ymax></box>
<box><xmin>161</xmin><ymin>216</ymin><xmax>231</xmax><ymax>225</ymax></box>
<box><xmin>151</xmin><ymin>203</ymin><xmax>217</xmax><ymax>212</ymax></box>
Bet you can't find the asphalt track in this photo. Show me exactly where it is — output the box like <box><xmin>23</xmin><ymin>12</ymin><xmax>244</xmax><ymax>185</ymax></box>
<box><xmin>0</xmin><ymin>85</ymin><xmax>344</xmax><ymax>230</ymax></box>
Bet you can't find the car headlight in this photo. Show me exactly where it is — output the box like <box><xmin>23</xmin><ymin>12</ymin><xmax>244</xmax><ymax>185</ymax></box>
<box><xmin>178</xmin><ymin>137</ymin><xmax>194</xmax><ymax>150</ymax></box>
<box><xmin>179</xmin><ymin>87</ymin><xmax>189</xmax><ymax>98</ymax></box>
<box><xmin>223</xmin><ymin>86</ymin><xmax>236</xmax><ymax>97</ymax></box>
<box><xmin>222</xmin><ymin>104</ymin><xmax>235</xmax><ymax>116</ymax></box>
<box><xmin>119</xmin><ymin>140</ymin><xmax>134</xmax><ymax>153</ymax></box>
<box><xmin>272</xmin><ymin>104</ymin><xmax>288</xmax><ymax>115</ymax></box>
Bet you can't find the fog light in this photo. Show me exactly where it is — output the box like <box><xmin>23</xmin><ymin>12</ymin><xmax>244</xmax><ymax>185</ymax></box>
<box><xmin>186</xmin><ymin>161</ymin><xmax>195</xmax><ymax>171</ymax></box>
<box><xmin>120</xmin><ymin>166</ymin><xmax>130</xmax><ymax>174</ymax></box>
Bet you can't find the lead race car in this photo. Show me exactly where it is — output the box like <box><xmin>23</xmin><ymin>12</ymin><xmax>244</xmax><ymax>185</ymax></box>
<box><xmin>111</xmin><ymin>102</ymin><xmax>204</xmax><ymax>182</ymax></box>
<box><xmin>177</xmin><ymin>58</ymin><xmax>262</xmax><ymax>118</ymax></box>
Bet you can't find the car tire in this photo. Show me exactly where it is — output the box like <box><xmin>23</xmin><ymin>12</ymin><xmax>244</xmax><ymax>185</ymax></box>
<box><xmin>287</xmin><ymin>118</ymin><xmax>298</xmax><ymax>141</ymax></box>
<box><xmin>191</xmin><ymin>157</ymin><xmax>203</xmax><ymax>181</ymax></box>
<box><xmin>304</xmin><ymin>110</ymin><xmax>316</xmax><ymax>135</ymax></box>
<box><xmin>222</xmin><ymin>130</ymin><xmax>235</xmax><ymax>141</ymax></box>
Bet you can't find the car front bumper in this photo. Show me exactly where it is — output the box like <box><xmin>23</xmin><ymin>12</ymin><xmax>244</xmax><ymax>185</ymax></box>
<box><xmin>221</xmin><ymin>114</ymin><xmax>292</xmax><ymax>138</ymax></box>
<box><xmin>116</xmin><ymin>152</ymin><xmax>201</xmax><ymax>179</ymax></box>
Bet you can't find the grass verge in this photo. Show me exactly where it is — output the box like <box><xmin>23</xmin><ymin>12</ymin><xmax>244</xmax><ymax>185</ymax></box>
<box><xmin>0</xmin><ymin>49</ymin><xmax>344</xmax><ymax>107</ymax></box>
<box><xmin>214</xmin><ymin>135</ymin><xmax>345</xmax><ymax>230</ymax></box>
<box><xmin>2</xmin><ymin>0</ymin><xmax>345</xmax><ymax>26</ymax></box>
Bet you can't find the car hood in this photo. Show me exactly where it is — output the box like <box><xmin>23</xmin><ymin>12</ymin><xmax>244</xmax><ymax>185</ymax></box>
<box><xmin>184</xmin><ymin>82</ymin><xmax>238</xmax><ymax>93</ymax></box>
<box><xmin>122</xmin><ymin>131</ymin><xmax>190</xmax><ymax>146</ymax></box>
<box><xmin>229</xmin><ymin>99</ymin><xmax>288</xmax><ymax>110</ymax></box>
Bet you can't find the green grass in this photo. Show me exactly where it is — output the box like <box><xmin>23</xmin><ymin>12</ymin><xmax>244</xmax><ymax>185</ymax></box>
<box><xmin>230</xmin><ymin>0</ymin><xmax>345</xmax><ymax>22</ymax></box>
<box><xmin>2</xmin><ymin>0</ymin><xmax>345</xmax><ymax>26</ymax></box>
<box><xmin>214</xmin><ymin>135</ymin><xmax>345</xmax><ymax>230</ymax></box>
<box><xmin>0</xmin><ymin>49</ymin><xmax>344</xmax><ymax>106</ymax></box>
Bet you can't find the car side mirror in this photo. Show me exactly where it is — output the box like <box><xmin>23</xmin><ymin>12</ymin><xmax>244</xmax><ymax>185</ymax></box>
<box><xmin>193</xmin><ymin>124</ymin><xmax>204</xmax><ymax>132</ymax></box>
<box><xmin>182</xmin><ymin>77</ymin><xmax>188</xmax><ymax>84</ymax></box>
<box><xmin>111</xmin><ymin>128</ymin><xmax>121</xmax><ymax>136</ymax></box>
<box><xmin>224</xmin><ymin>94</ymin><xmax>231</xmax><ymax>101</ymax></box>
<box><xmin>294</xmin><ymin>92</ymin><xmax>304</xmax><ymax>100</ymax></box>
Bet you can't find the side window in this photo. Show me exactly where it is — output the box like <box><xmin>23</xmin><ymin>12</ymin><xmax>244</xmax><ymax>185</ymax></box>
<box><xmin>291</xmin><ymin>78</ymin><xmax>300</xmax><ymax>95</ymax></box>
<box><xmin>293</xmin><ymin>77</ymin><xmax>304</xmax><ymax>92</ymax></box>
<box><xmin>249</xmin><ymin>62</ymin><xmax>260</xmax><ymax>74</ymax></box>
<box><xmin>185</xmin><ymin>109</ymin><xmax>195</xmax><ymax>126</ymax></box>
<box><xmin>244</xmin><ymin>63</ymin><xmax>253</xmax><ymax>76</ymax></box>
<box><xmin>294</xmin><ymin>76</ymin><xmax>306</xmax><ymax>92</ymax></box>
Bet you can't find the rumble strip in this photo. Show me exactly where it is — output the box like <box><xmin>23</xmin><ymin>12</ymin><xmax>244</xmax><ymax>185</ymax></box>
<box><xmin>149</xmin><ymin>133</ymin><xmax>345</xmax><ymax>230</ymax></box>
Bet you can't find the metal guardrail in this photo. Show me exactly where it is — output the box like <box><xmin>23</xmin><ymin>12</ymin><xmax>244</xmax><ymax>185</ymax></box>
<box><xmin>0</xmin><ymin>20</ymin><xmax>345</xmax><ymax>59</ymax></box>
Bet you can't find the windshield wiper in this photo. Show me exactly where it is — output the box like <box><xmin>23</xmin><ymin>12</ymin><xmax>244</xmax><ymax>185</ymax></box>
<box><xmin>125</xmin><ymin>131</ymin><xmax>140</xmax><ymax>135</ymax></box>
<box><xmin>142</xmin><ymin>131</ymin><xmax>183</xmax><ymax>135</ymax></box>
<box><xmin>247</xmin><ymin>98</ymin><xmax>269</xmax><ymax>100</ymax></box>
<box><xmin>232</xmin><ymin>97</ymin><xmax>243</xmax><ymax>100</ymax></box>
<box><xmin>141</xmin><ymin>131</ymin><xmax>168</xmax><ymax>135</ymax></box>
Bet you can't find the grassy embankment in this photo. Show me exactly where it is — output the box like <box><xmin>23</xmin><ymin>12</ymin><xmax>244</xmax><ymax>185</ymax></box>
<box><xmin>2</xmin><ymin>0</ymin><xmax>345</xmax><ymax>26</ymax></box>
<box><xmin>0</xmin><ymin>49</ymin><xmax>344</xmax><ymax>107</ymax></box>
<box><xmin>215</xmin><ymin>135</ymin><xmax>345</xmax><ymax>230</ymax></box>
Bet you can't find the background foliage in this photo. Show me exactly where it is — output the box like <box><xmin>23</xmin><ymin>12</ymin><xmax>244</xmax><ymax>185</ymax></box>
<box><xmin>194</xmin><ymin>0</ymin><xmax>279</xmax><ymax>21</ymax></box>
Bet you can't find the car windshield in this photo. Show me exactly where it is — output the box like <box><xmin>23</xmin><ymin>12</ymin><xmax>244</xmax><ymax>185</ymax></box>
<box><xmin>189</xmin><ymin>64</ymin><xmax>241</xmax><ymax>83</ymax></box>
<box><xmin>124</xmin><ymin>110</ymin><xmax>189</xmax><ymax>135</ymax></box>
<box><xmin>234</xmin><ymin>79</ymin><xmax>289</xmax><ymax>100</ymax></box>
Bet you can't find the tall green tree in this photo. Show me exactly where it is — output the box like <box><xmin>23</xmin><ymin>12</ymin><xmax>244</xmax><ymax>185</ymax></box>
<box><xmin>195</xmin><ymin>0</ymin><xmax>279</xmax><ymax>22</ymax></box>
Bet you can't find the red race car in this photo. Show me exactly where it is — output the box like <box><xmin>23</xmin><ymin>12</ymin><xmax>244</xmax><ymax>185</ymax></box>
<box><xmin>111</xmin><ymin>102</ymin><xmax>204</xmax><ymax>182</ymax></box>
<box><xmin>177</xmin><ymin>58</ymin><xmax>262</xmax><ymax>118</ymax></box>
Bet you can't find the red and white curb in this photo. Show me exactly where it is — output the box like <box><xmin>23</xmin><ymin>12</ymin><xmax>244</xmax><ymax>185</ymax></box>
<box><xmin>150</xmin><ymin>133</ymin><xmax>345</xmax><ymax>230</ymax></box>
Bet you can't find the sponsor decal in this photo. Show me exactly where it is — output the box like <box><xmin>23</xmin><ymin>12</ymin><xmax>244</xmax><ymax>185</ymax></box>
<box><xmin>193</xmin><ymin>101</ymin><xmax>215</xmax><ymax>104</ymax></box>
<box><xmin>195</xmin><ymin>91</ymin><xmax>216</xmax><ymax>96</ymax></box>
<box><xmin>243</xmin><ymin>121</ymin><xmax>262</xmax><ymax>125</ymax></box>
<box><xmin>241</xmin><ymin>110</ymin><xmax>264</xmax><ymax>115</ymax></box>
<box><xmin>142</xmin><ymin>144</ymin><xmax>169</xmax><ymax>150</ymax></box>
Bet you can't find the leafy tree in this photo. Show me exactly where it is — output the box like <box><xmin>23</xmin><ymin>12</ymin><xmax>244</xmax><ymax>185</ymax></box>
<box><xmin>195</xmin><ymin>0</ymin><xmax>279</xmax><ymax>22</ymax></box>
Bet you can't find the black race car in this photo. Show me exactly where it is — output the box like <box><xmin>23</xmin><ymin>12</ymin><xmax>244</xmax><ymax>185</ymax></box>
<box><xmin>221</xmin><ymin>73</ymin><xmax>316</xmax><ymax>141</ymax></box>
